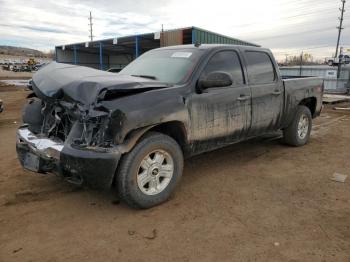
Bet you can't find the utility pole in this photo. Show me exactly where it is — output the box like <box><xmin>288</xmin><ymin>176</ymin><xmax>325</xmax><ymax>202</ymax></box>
<box><xmin>335</xmin><ymin>1</ymin><xmax>346</xmax><ymax>79</ymax></box>
<box><xmin>299</xmin><ymin>51</ymin><xmax>303</xmax><ymax>77</ymax></box>
<box><xmin>160</xmin><ymin>24</ymin><xmax>164</xmax><ymax>47</ymax></box>
<box><xmin>88</xmin><ymin>11</ymin><xmax>94</xmax><ymax>42</ymax></box>
<box><xmin>284</xmin><ymin>54</ymin><xmax>289</xmax><ymax>65</ymax></box>
<box><xmin>335</xmin><ymin>0</ymin><xmax>346</xmax><ymax>58</ymax></box>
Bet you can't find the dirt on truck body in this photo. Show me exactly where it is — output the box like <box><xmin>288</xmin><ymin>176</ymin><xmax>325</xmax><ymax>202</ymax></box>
<box><xmin>16</xmin><ymin>44</ymin><xmax>323</xmax><ymax>208</ymax></box>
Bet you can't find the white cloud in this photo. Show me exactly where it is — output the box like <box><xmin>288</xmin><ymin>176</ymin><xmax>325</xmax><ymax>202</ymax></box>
<box><xmin>0</xmin><ymin>0</ymin><xmax>349</xmax><ymax>59</ymax></box>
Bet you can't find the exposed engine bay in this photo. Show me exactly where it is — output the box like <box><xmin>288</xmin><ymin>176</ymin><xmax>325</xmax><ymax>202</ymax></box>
<box><xmin>23</xmin><ymin>97</ymin><xmax>112</xmax><ymax>148</ymax></box>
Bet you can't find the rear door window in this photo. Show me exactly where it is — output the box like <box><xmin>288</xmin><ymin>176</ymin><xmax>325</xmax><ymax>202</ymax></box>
<box><xmin>202</xmin><ymin>50</ymin><xmax>245</xmax><ymax>87</ymax></box>
<box><xmin>245</xmin><ymin>51</ymin><xmax>276</xmax><ymax>85</ymax></box>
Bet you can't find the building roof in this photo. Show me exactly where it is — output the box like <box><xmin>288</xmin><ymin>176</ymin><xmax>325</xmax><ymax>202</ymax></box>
<box><xmin>55</xmin><ymin>26</ymin><xmax>259</xmax><ymax>50</ymax></box>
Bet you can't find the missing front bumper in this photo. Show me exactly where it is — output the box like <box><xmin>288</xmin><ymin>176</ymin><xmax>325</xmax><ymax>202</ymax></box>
<box><xmin>16</xmin><ymin>127</ymin><xmax>62</xmax><ymax>173</ymax></box>
<box><xmin>16</xmin><ymin>126</ymin><xmax>122</xmax><ymax>189</ymax></box>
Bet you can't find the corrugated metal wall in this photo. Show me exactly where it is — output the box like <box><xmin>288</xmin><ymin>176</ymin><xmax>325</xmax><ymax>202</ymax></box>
<box><xmin>158</xmin><ymin>27</ymin><xmax>258</xmax><ymax>47</ymax></box>
<box><xmin>280</xmin><ymin>66</ymin><xmax>350</xmax><ymax>93</ymax></box>
<box><xmin>160</xmin><ymin>30</ymin><xmax>183</xmax><ymax>47</ymax></box>
<box><xmin>192</xmin><ymin>28</ymin><xmax>255</xmax><ymax>46</ymax></box>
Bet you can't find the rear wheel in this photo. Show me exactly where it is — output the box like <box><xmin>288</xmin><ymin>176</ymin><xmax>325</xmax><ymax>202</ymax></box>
<box><xmin>283</xmin><ymin>105</ymin><xmax>312</xmax><ymax>146</ymax></box>
<box><xmin>117</xmin><ymin>132</ymin><xmax>184</xmax><ymax>209</ymax></box>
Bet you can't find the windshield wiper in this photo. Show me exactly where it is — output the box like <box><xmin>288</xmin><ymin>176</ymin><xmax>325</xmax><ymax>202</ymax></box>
<box><xmin>131</xmin><ymin>74</ymin><xmax>157</xmax><ymax>80</ymax></box>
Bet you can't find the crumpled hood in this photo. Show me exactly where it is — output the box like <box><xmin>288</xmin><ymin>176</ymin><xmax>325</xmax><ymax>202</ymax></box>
<box><xmin>32</xmin><ymin>62</ymin><xmax>170</xmax><ymax>105</ymax></box>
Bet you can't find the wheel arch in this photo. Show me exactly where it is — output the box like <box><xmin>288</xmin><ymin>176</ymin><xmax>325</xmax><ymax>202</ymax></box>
<box><xmin>299</xmin><ymin>97</ymin><xmax>317</xmax><ymax>117</ymax></box>
<box><xmin>117</xmin><ymin>121</ymin><xmax>188</xmax><ymax>155</ymax></box>
<box><xmin>148</xmin><ymin>121</ymin><xmax>188</xmax><ymax>151</ymax></box>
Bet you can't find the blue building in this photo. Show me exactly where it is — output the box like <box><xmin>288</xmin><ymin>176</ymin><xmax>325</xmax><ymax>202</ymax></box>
<box><xmin>55</xmin><ymin>26</ymin><xmax>258</xmax><ymax>70</ymax></box>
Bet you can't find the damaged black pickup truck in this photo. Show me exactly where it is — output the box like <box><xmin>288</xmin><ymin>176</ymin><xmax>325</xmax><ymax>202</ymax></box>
<box><xmin>16</xmin><ymin>44</ymin><xmax>323</xmax><ymax>208</ymax></box>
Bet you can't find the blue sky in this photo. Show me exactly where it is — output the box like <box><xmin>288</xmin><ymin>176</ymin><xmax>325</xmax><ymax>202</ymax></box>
<box><xmin>0</xmin><ymin>0</ymin><xmax>349</xmax><ymax>60</ymax></box>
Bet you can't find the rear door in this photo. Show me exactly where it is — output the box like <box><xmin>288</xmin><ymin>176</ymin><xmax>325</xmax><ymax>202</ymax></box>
<box><xmin>188</xmin><ymin>49</ymin><xmax>252</xmax><ymax>151</ymax></box>
<box><xmin>243</xmin><ymin>51</ymin><xmax>283</xmax><ymax>135</ymax></box>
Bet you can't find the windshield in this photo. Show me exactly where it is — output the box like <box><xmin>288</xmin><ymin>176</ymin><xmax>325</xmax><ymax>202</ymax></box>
<box><xmin>119</xmin><ymin>49</ymin><xmax>203</xmax><ymax>84</ymax></box>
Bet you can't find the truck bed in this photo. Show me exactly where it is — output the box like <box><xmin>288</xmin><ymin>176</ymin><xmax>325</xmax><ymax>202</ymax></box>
<box><xmin>282</xmin><ymin>76</ymin><xmax>324</xmax><ymax>126</ymax></box>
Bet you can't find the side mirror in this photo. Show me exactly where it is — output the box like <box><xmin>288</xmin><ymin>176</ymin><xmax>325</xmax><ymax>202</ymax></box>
<box><xmin>198</xmin><ymin>71</ymin><xmax>233</xmax><ymax>90</ymax></box>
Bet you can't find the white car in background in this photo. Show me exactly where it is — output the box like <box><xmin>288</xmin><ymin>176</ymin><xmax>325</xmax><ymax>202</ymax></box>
<box><xmin>326</xmin><ymin>54</ymin><xmax>350</xmax><ymax>66</ymax></box>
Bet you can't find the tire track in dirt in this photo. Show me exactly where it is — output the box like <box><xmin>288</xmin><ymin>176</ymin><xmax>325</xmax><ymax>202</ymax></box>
<box><xmin>1</xmin><ymin>185</ymin><xmax>82</xmax><ymax>207</ymax></box>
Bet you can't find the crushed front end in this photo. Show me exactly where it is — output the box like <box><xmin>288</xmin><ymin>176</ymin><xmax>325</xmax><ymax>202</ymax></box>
<box><xmin>16</xmin><ymin>62</ymin><xmax>170</xmax><ymax>189</ymax></box>
<box><xmin>16</xmin><ymin>96</ymin><xmax>122</xmax><ymax>189</ymax></box>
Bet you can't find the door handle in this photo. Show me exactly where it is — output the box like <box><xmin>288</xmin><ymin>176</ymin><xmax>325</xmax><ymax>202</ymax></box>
<box><xmin>237</xmin><ymin>95</ymin><xmax>251</xmax><ymax>101</ymax></box>
<box><xmin>272</xmin><ymin>90</ymin><xmax>282</xmax><ymax>95</ymax></box>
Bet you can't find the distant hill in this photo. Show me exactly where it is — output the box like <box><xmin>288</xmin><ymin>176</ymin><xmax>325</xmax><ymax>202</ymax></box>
<box><xmin>0</xmin><ymin>46</ymin><xmax>51</xmax><ymax>58</ymax></box>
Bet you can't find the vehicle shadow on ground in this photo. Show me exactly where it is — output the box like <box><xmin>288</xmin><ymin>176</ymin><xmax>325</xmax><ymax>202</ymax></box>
<box><xmin>91</xmin><ymin>133</ymin><xmax>286</xmax><ymax>210</ymax></box>
<box><xmin>186</xmin><ymin>133</ymin><xmax>284</xmax><ymax>169</ymax></box>
<box><xmin>3</xmin><ymin>133</ymin><xmax>285</xmax><ymax>211</ymax></box>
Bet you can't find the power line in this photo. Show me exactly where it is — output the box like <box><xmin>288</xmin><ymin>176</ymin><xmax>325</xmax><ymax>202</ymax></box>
<box><xmin>226</xmin><ymin>0</ymin><xmax>342</xmax><ymax>31</ymax></box>
<box><xmin>226</xmin><ymin>1</ymin><xmax>344</xmax><ymax>40</ymax></box>
<box><xmin>251</xmin><ymin>26</ymin><xmax>337</xmax><ymax>42</ymax></box>
<box><xmin>241</xmin><ymin>18</ymin><xmax>343</xmax><ymax>38</ymax></box>
<box><xmin>281</xmin><ymin>9</ymin><xmax>338</xmax><ymax>20</ymax></box>
<box><xmin>232</xmin><ymin>8</ymin><xmax>338</xmax><ymax>30</ymax></box>
<box><xmin>273</xmin><ymin>45</ymin><xmax>335</xmax><ymax>55</ymax></box>
<box><xmin>262</xmin><ymin>0</ymin><xmax>338</xmax><ymax>10</ymax></box>
<box><xmin>233</xmin><ymin>8</ymin><xmax>342</xmax><ymax>38</ymax></box>
<box><xmin>278</xmin><ymin>0</ymin><xmax>338</xmax><ymax>7</ymax></box>
<box><xmin>247</xmin><ymin>20</ymin><xmax>350</xmax><ymax>42</ymax></box>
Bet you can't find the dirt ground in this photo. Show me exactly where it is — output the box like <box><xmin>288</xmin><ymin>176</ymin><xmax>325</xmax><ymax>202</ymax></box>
<box><xmin>0</xmin><ymin>86</ymin><xmax>349</xmax><ymax>262</ymax></box>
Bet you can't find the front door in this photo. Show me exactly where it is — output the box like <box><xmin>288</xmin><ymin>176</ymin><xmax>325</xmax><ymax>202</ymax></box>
<box><xmin>188</xmin><ymin>50</ymin><xmax>252</xmax><ymax>154</ymax></box>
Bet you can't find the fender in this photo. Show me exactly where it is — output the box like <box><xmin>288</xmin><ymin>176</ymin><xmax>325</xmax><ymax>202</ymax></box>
<box><xmin>116</xmin><ymin>125</ymin><xmax>155</xmax><ymax>154</ymax></box>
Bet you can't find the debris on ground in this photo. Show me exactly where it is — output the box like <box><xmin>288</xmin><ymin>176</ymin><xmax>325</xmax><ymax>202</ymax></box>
<box><xmin>12</xmin><ymin>248</ymin><xmax>23</xmax><ymax>253</ymax></box>
<box><xmin>333</xmin><ymin>107</ymin><xmax>350</xmax><ymax>111</ymax></box>
<box><xmin>144</xmin><ymin>229</ymin><xmax>157</xmax><ymax>240</ymax></box>
<box><xmin>330</xmin><ymin>173</ymin><xmax>348</xmax><ymax>183</ymax></box>
<box><xmin>128</xmin><ymin>230</ymin><xmax>135</xmax><ymax>236</ymax></box>
<box><xmin>323</xmin><ymin>94</ymin><xmax>350</xmax><ymax>104</ymax></box>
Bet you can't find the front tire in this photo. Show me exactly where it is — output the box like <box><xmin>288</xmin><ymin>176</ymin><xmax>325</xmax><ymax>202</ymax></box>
<box><xmin>117</xmin><ymin>132</ymin><xmax>184</xmax><ymax>209</ymax></box>
<box><xmin>283</xmin><ymin>105</ymin><xmax>312</xmax><ymax>146</ymax></box>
